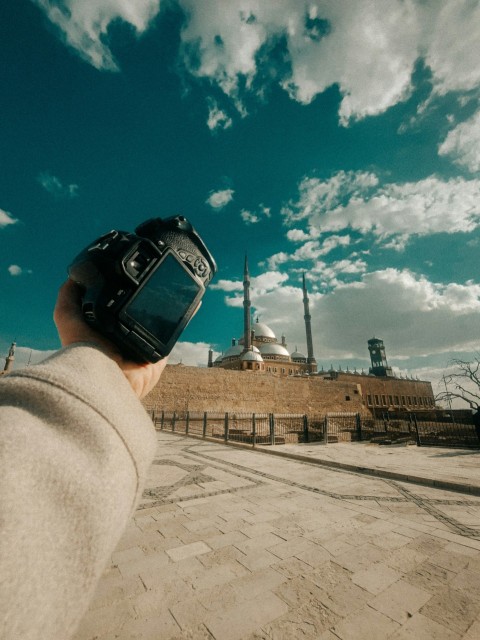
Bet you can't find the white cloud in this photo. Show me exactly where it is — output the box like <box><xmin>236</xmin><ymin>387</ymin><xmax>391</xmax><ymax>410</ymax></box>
<box><xmin>7</xmin><ymin>265</ymin><xmax>32</xmax><ymax>277</ymax></box>
<box><xmin>240</xmin><ymin>204</ymin><xmax>270</xmax><ymax>225</ymax></box>
<box><xmin>222</xmin><ymin>267</ymin><xmax>480</xmax><ymax>364</ymax></box>
<box><xmin>423</xmin><ymin>1</ymin><xmax>480</xmax><ymax>98</ymax></box>
<box><xmin>240</xmin><ymin>210</ymin><xmax>259</xmax><ymax>225</ymax></box>
<box><xmin>286</xmin><ymin>229</ymin><xmax>311</xmax><ymax>242</ymax></box>
<box><xmin>282</xmin><ymin>171</ymin><xmax>480</xmax><ymax>248</ymax></box>
<box><xmin>206</xmin><ymin>98</ymin><xmax>233</xmax><ymax>131</ymax></box>
<box><xmin>206</xmin><ymin>188</ymin><xmax>234</xmax><ymax>210</ymax></box>
<box><xmin>212</xmin><ymin>270</ymin><xmax>289</xmax><ymax>295</ymax></box>
<box><xmin>169</xmin><ymin>341</ymin><xmax>217</xmax><ymax>366</ymax></box>
<box><xmin>0</xmin><ymin>208</ymin><xmax>18</xmax><ymax>228</ymax></box>
<box><xmin>8</xmin><ymin>265</ymin><xmax>22</xmax><ymax>276</ymax></box>
<box><xmin>438</xmin><ymin>110</ymin><xmax>480</xmax><ymax>173</ymax></box>
<box><xmin>33</xmin><ymin>1</ymin><xmax>480</xmax><ymax>126</ymax></box>
<box><xmin>32</xmin><ymin>0</ymin><xmax>161</xmax><ymax>71</ymax></box>
<box><xmin>37</xmin><ymin>171</ymin><xmax>79</xmax><ymax>198</ymax></box>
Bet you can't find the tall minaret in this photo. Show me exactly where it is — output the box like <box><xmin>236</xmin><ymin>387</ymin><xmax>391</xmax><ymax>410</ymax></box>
<box><xmin>243</xmin><ymin>255</ymin><xmax>252</xmax><ymax>351</ymax></box>
<box><xmin>3</xmin><ymin>342</ymin><xmax>16</xmax><ymax>374</ymax></box>
<box><xmin>302</xmin><ymin>274</ymin><xmax>316</xmax><ymax>372</ymax></box>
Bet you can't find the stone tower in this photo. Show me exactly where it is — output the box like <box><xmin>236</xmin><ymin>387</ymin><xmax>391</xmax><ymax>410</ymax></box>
<box><xmin>302</xmin><ymin>274</ymin><xmax>317</xmax><ymax>373</ymax></box>
<box><xmin>368</xmin><ymin>337</ymin><xmax>393</xmax><ymax>377</ymax></box>
<box><xmin>3</xmin><ymin>342</ymin><xmax>16</xmax><ymax>374</ymax></box>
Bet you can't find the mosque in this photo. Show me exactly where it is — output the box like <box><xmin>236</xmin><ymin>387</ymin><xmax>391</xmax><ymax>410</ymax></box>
<box><xmin>208</xmin><ymin>257</ymin><xmax>317</xmax><ymax>375</ymax></box>
<box><xmin>206</xmin><ymin>258</ymin><xmax>436</xmax><ymax>414</ymax></box>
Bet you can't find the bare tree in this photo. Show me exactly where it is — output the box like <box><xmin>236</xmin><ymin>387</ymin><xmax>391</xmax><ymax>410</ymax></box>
<box><xmin>436</xmin><ymin>357</ymin><xmax>480</xmax><ymax>414</ymax></box>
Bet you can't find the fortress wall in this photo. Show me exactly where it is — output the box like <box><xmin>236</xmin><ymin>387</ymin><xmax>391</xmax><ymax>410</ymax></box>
<box><xmin>335</xmin><ymin>373</ymin><xmax>435</xmax><ymax>406</ymax></box>
<box><xmin>144</xmin><ymin>364</ymin><xmax>367</xmax><ymax>415</ymax></box>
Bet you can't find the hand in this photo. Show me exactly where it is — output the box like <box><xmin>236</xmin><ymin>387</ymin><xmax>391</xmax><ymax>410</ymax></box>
<box><xmin>53</xmin><ymin>280</ymin><xmax>168</xmax><ymax>399</ymax></box>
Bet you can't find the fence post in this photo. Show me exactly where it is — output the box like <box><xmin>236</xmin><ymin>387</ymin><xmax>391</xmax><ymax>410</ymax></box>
<box><xmin>413</xmin><ymin>413</ymin><xmax>421</xmax><ymax>446</ymax></box>
<box><xmin>252</xmin><ymin>413</ymin><xmax>256</xmax><ymax>448</ymax></box>
<box><xmin>269</xmin><ymin>413</ymin><xmax>275</xmax><ymax>445</ymax></box>
<box><xmin>203</xmin><ymin>411</ymin><xmax>207</xmax><ymax>437</ymax></box>
<box><xmin>186</xmin><ymin>411</ymin><xmax>190</xmax><ymax>435</ymax></box>
<box><xmin>224</xmin><ymin>412</ymin><xmax>229</xmax><ymax>442</ymax></box>
<box><xmin>356</xmin><ymin>413</ymin><xmax>362</xmax><ymax>441</ymax></box>
<box><xmin>160</xmin><ymin>410</ymin><xmax>164</xmax><ymax>430</ymax></box>
<box><xmin>303</xmin><ymin>414</ymin><xmax>309</xmax><ymax>443</ymax></box>
<box><xmin>172</xmin><ymin>411</ymin><xmax>176</xmax><ymax>432</ymax></box>
<box><xmin>324</xmin><ymin>415</ymin><xmax>328</xmax><ymax>445</ymax></box>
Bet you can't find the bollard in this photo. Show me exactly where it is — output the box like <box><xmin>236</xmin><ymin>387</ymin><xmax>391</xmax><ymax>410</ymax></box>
<box><xmin>269</xmin><ymin>413</ymin><xmax>275</xmax><ymax>446</ymax></box>
<box><xmin>186</xmin><ymin>411</ymin><xmax>190</xmax><ymax>435</ymax></box>
<box><xmin>252</xmin><ymin>413</ymin><xmax>256</xmax><ymax>448</ymax></box>
<box><xmin>203</xmin><ymin>411</ymin><xmax>207</xmax><ymax>438</ymax></box>
<box><xmin>303</xmin><ymin>414</ymin><xmax>309</xmax><ymax>443</ymax></box>
<box><xmin>224</xmin><ymin>412</ymin><xmax>229</xmax><ymax>442</ymax></box>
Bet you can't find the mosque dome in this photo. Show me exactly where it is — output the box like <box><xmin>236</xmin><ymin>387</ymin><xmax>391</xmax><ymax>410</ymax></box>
<box><xmin>259</xmin><ymin>343</ymin><xmax>290</xmax><ymax>358</ymax></box>
<box><xmin>222</xmin><ymin>344</ymin><xmax>244</xmax><ymax>359</ymax></box>
<box><xmin>252</xmin><ymin>322</ymin><xmax>276</xmax><ymax>340</ymax></box>
<box><xmin>240</xmin><ymin>349</ymin><xmax>264</xmax><ymax>362</ymax></box>
<box><xmin>291</xmin><ymin>349</ymin><xmax>307</xmax><ymax>362</ymax></box>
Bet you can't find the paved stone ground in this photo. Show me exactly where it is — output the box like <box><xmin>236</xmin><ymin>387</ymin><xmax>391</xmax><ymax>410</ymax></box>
<box><xmin>257</xmin><ymin>441</ymin><xmax>480</xmax><ymax>494</ymax></box>
<box><xmin>73</xmin><ymin>433</ymin><xmax>480</xmax><ymax>640</ymax></box>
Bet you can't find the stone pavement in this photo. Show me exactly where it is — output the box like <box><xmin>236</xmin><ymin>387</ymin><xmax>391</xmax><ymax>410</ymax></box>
<box><xmin>256</xmin><ymin>441</ymin><xmax>480</xmax><ymax>495</ymax></box>
<box><xmin>73</xmin><ymin>433</ymin><xmax>480</xmax><ymax>640</ymax></box>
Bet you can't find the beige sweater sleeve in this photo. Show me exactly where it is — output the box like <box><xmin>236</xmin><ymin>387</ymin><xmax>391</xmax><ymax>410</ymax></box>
<box><xmin>0</xmin><ymin>344</ymin><xmax>157</xmax><ymax>640</ymax></box>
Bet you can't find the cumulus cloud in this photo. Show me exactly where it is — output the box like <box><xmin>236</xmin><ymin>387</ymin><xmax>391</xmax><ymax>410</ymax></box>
<box><xmin>32</xmin><ymin>0</ymin><xmax>161</xmax><ymax>71</ymax></box>
<box><xmin>0</xmin><ymin>208</ymin><xmax>18</xmax><ymax>228</ymax></box>
<box><xmin>282</xmin><ymin>171</ymin><xmax>480</xmax><ymax>248</ymax></box>
<box><xmin>438</xmin><ymin>110</ymin><xmax>480</xmax><ymax>173</ymax></box>
<box><xmin>240</xmin><ymin>204</ymin><xmax>270</xmax><ymax>225</ymax></box>
<box><xmin>8</xmin><ymin>265</ymin><xmax>23</xmax><ymax>276</ymax></box>
<box><xmin>37</xmin><ymin>171</ymin><xmax>79</xmax><ymax>198</ymax></box>
<box><xmin>34</xmin><ymin>1</ymin><xmax>480</xmax><ymax>126</ymax></box>
<box><xmin>212</xmin><ymin>270</ymin><xmax>289</xmax><ymax>295</ymax></box>
<box><xmin>169</xmin><ymin>341</ymin><xmax>218</xmax><ymax>366</ymax></box>
<box><xmin>206</xmin><ymin>98</ymin><xmax>233</xmax><ymax>131</ymax></box>
<box><xmin>206</xmin><ymin>188</ymin><xmax>234</xmax><ymax>210</ymax></box>
<box><xmin>219</xmin><ymin>266</ymin><xmax>480</xmax><ymax>366</ymax></box>
<box><xmin>7</xmin><ymin>265</ymin><xmax>32</xmax><ymax>277</ymax></box>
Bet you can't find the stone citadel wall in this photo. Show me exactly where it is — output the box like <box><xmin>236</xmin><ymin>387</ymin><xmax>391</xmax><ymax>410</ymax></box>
<box><xmin>144</xmin><ymin>364</ymin><xmax>367</xmax><ymax>415</ymax></box>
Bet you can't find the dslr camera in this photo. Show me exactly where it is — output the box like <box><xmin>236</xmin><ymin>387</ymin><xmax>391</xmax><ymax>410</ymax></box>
<box><xmin>68</xmin><ymin>216</ymin><xmax>216</xmax><ymax>363</ymax></box>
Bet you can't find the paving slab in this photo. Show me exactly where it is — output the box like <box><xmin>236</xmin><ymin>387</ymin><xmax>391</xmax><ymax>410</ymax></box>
<box><xmin>258</xmin><ymin>441</ymin><xmax>480</xmax><ymax>495</ymax></box>
<box><xmin>73</xmin><ymin>432</ymin><xmax>480</xmax><ymax>639</ymax></box>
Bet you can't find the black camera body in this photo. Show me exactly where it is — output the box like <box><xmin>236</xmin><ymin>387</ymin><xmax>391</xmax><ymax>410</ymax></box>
<box><xmin>68</xmin><ymin>216</ymin><xmax>216</xmax><ymax>363</ymax></box>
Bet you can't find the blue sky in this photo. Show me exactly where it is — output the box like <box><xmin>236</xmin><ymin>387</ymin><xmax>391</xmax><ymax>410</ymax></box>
<box><xmin>1</xmin><ymin>1</ymin><xmax>480</xmax><ymax>397</ymax></box>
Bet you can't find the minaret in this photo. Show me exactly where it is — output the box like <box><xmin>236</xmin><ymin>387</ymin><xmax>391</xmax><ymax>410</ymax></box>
<box><xmin>243</xmin><ymin>255</ymin><xmax>252</xmax><ymax>352</ymax></box>
<box><xmin>302</xmin><ymin>274</ymin><xmax>316</xmax><ymax>372</ymax></box>
<box><xmin>3</xmin><ymin>342</ymin><xmax>16</xmax><ymax>374</ymax></box>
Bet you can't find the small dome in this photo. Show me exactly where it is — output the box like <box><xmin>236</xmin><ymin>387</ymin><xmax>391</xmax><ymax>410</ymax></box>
<box><xmin>252</xmin><ymin>322</ymin><xmax>276</xmax><ymax>340</ymax></box>
<box><xmin>240</xmin><ymin>349</ymin><xmax>264</xmax><ymax>362</ymax></box>
<box><xmin>259</xmin><ymin>343</ymin><xmax>290</xmax><ymax>357</ymax></box>
<box><xmin>222</xmin><ymin>344</ymin><xmax>244</xmax><ymax>359</ymax></box>
<box><xmin>291</xmin><ymin>350</ymin><xmax>307</xmax><ymax>361</ymax></box>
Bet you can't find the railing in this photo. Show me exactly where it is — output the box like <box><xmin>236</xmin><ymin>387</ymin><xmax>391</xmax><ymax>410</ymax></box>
<box><xmin>148</xmin><ymin>409</ymin><xmax>480</xmax><ymax>449</ymax></box>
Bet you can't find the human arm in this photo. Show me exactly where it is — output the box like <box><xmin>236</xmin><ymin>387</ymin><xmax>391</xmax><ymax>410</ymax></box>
<box><xmin>0</xmin><ymin>281</ymin><xmax>166</xmax><ymax>639</ymax></box>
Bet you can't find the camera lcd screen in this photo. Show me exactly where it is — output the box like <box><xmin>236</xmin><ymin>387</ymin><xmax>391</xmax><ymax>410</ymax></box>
<box><xmin>124</xmin><ymin>254</ymin><xmax>201</xmax><ymax>345</ymax></box>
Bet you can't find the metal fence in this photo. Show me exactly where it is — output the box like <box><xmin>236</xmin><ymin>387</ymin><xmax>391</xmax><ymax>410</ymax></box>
<box><xmin>149</xmin><ymin>409</ymin><xmax>480</xmax><ymax>449</ymax></box>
